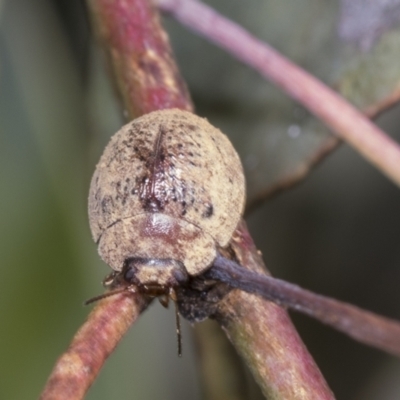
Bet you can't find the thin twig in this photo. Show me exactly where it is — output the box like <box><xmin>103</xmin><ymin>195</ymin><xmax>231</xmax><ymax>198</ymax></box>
<box><xmin>88</xmin><ymin>0</ymin><xmax>193</xmax><ymax>119</ymax></box>
<box><xmin>158</xmin><ymin>0</ymin><xmax>400</xmax><ymax>188</ymax></box>
<box><xmin>40</xmin><ymin>294</ymin><xmax>148</xmax><ymax>400</ymax></box>
<box><xmin>211</xmin><ymin>255</ymin><xmax>400</xmax><ymax>358</ymax></box>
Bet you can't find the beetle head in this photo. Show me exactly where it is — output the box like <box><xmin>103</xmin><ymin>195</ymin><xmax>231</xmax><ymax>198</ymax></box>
<box><xmin>121</xmin><ymin>257</ymin><xmax>188</xmax><ymax>294</ymax></box>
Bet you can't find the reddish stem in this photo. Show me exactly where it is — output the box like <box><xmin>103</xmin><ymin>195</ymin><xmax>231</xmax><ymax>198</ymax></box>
<box><xmin>87</xmin><ymin>0</ymin><xmax>193</xmax><ymax>118</ymax></box>
<box><xmin>212</xmin><ymin>255</ymin><xmax>400</xmax><ymax>358</ymax></box>
<box><xmin>216</xmin><ymin>221</ymin><xmax>334</xmax><ymax>399</ymax></box>
<box><xmin>40</xmin><ymin>294</ymin><xmax>147</xmax><ymax>400</ymax></box>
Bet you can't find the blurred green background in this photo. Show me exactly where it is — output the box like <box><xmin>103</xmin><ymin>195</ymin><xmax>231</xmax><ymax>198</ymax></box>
<box><xmin>1</xmin><ymin>0</ymin><xmax>400</xmax><ymax>399</ymax></box>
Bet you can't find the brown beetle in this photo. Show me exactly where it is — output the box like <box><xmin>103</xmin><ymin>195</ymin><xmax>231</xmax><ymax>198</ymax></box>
<box><xmin>88</xmin><ymin>109</ymin><xmax>245</xmax><ymax>296</ymax></box>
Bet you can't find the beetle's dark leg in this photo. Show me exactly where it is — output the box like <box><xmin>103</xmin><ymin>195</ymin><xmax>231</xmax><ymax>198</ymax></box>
<box><xmin>84</xmin><ymin>285</ymin><xmax>137</xmax><ymax>306</ymax></box>
<box><xmin>102</xmin><ymin>271</ymin><xmax>118</xmax><ymax>288</ymax></box>
<box><xmin>158</xmin><ymin>294</ymin><xmax>170</xmax><ymax>308</ymax></box>
<box><xmin>170</xmin><ymin>288</ymin><xmax>182</xmax><ymax>357</ymax></box>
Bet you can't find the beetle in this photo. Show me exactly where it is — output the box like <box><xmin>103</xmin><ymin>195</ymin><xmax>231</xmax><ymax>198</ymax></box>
<box><xmin>88</xmin><ymin>108</ymin><xmax>245</xmax><ymax>299</ymax></box>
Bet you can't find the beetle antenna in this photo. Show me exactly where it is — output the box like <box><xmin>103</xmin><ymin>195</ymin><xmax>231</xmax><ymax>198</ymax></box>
<box><xmin>84</xmin><ymin>287</ymin><xmax>134</xmax><ymax>306</ymax></box>
<box><xmin>209</xmin><ymin>255</ymin><xmax>400</xmax><ymax>358</ymax></box>
<box><xmin>170</xmin><ymin>288</ymin><xmax>182</xmax><ymax>357</ymax></box>
<box><xmin>174</xmin><ymin>300</ymin><xmax>182</xmax><ymax>357</ymax></box>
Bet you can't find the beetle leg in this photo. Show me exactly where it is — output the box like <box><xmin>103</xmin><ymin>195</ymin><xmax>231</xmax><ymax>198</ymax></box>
<box><xmin>169</xmin><ymin>288</ymin><xmax>182</xmax><ymax>357</ymax></box>
<box><xmin>158</xmin><ymin>295</ymin><xmax>170</xmax><ymax>308</ymax></box>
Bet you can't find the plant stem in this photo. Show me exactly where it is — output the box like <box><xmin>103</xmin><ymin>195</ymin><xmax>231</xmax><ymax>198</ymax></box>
<box><xmin>211</xmin><ymin>254</ymin><xmax>400</xmax><ymax>358</ymax></box>
<box><xmin>87</xmin><ymin>0</ymin><xmax>193</xmax><ymax>118</ymax></box>
<box><xmin>215</xmin><ymin>221</ymin><xmax>335</xmax><ymax>399</ymax></box>
<box><xmin>40</xmin><ymin>294</ymin><xmax>147</xmax><ymax>400</ymax></box>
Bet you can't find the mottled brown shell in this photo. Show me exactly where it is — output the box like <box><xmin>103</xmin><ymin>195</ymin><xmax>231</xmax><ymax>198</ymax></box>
<box><xmin>88</xmin><ymin>109</ymin><xmax>245</xmax><ymax>276</ymax></box>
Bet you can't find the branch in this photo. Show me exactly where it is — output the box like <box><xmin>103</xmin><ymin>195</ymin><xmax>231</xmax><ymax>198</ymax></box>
<box><xmin>158</xmin><ymin>0</ymin><xmax>400</xmax><ymax>188</ymax></box>
<box><xmin>210</xmin><ymin>255</ymin><xmax>400</xmax><ymax>358</ymax></box>
<box><xmin>40</xmin><ymin>294</ymin><xmax>147</xmax><ymax>400</ymax></box>
<box><xmin>87</xmin><ymin>0</ymin><xmax>193</xmax><ymax>118</ymax></box>
<box><xmin>214</xmin><ymin>221</ymin><xmax>334</xmax><ymax>399</ymax></box>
